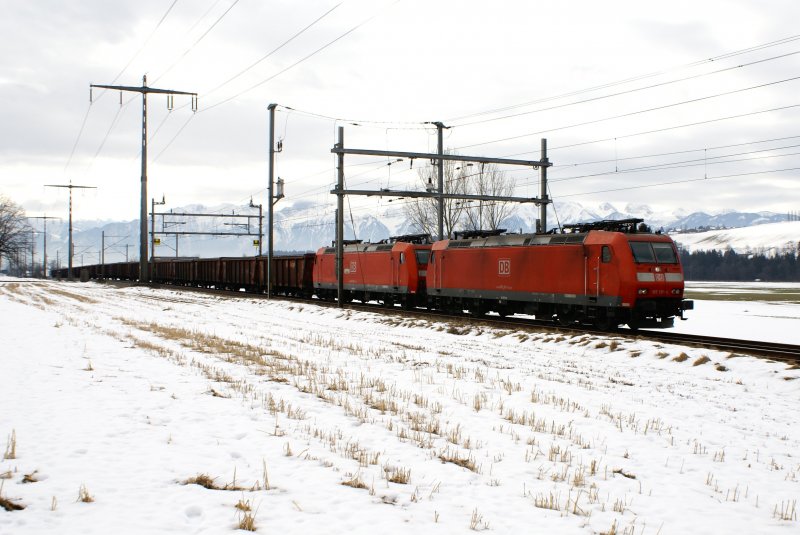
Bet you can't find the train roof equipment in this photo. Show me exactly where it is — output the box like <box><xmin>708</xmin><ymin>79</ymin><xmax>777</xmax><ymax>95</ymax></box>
<box><xmin>561</xmin><ymin>218</ymin><xmax>651</xmax><ymax>234</ymax></box>
<box><xmin>378</xmin><ymin>233</ymin><xmax>432</xmax><ymax>244</ymax></box>
<box><xmin>452</xmin><ymin>229</ymin><xmax>507</xmax><ymax>240</ymax></box>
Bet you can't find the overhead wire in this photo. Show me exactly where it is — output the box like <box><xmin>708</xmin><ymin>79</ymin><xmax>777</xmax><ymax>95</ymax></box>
<box><xmin>202</xmin><ymin>0</ymin><xmax>402</xmax><ymax>112</ymax></box>
<box><xmin>445</xmin><ymin>33</ymin><xmax>800</xmax><ymax>123</ymax></box>
<box><xmin>556</xmin><ymin>166</ymin><xmax>800</xmax><ymax>198</ymax></box>
<box><xmin>152</xmin><ymin>0</ymin><xmax>242</xmax><ymax>85</ymax></box>
<box><xmin>544</xmin><ymin>146</ymin><xmax>800</xmax><ymax>184</ymax></box>
<box><xmin>203</xmin><ymin>2</ymin><xmax>343</xmax><ymax>99</ymax></box>
<box><xmin>456</xmin><ymin>75</ymin><xmax>800</xmax><ymax>150</ymax></box>
<box><xmin>65</xmin><ymin>1</ymin><xmax>180</xmax><ymax>174</ymax></box>
<box><xmin>549</xmin><ymin>134</ymin><xmax>800</xmax><ymax>169</ymax></box>
<box><xmin>153</xmin><ymin>2</ymin><xmax>402</xmax><ymax>162</ymax></box>
<box><xmin>503</xmin><ymin>103</ymin><xmax>800</xmax><ymax>156</ymax></box>
<box><xmin>111</xmin><ymin>0</ymin><xmax>180</xmax><ymax>86</ymax></box>
<box><xmin>450</xmin><ymin>50</ymin><xmax>800</xmax><ymax>128</ymax></box>
<box><xmin>278</xmin><ymin>104</ymin><xmax>430</xmax><ymax>129</ymax></box>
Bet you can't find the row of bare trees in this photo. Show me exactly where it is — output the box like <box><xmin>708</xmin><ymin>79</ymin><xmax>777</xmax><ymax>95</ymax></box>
<box><xmin>403</xmin><ymin>155</ymin><xmax>517</xmax><ymax>238</ymax></box>
<box><xmin>0</xmin><ymin>195</ymin><xmax>31</xmax><ymax>273</ymax></box>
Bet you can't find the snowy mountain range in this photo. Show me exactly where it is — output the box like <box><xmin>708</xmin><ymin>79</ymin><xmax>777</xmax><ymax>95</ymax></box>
<box><xmin>32</xmin><ymin>201</ymin><xmax>794</xmax><ymax>265</ymax></box>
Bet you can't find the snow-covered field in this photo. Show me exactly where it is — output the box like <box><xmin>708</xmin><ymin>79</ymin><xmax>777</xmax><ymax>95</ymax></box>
<box><xmin>646</xmin><ymin>281</ymin><xmax>800</xmax><ymax>344</ymax></box>
<box><xmin>1</xmin><ymin>278</ymin><xmax>798</xmax><ymax>534</ymax></box>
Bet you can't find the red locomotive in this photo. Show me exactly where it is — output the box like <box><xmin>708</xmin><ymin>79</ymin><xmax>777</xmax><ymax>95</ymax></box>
<box><xmin>428</xmin><ymin>219</ymin><xmax>691</xmax><ymax>328</ymax></box>
<box><xmin>313</xmin><ymin>234</ymin><xmax>431</xmax><ymax>309</ymax></box>
<box><xmin>52</xmin><ymin>220</ymin><xmax>691</xmax><ymax>330</ymax></box>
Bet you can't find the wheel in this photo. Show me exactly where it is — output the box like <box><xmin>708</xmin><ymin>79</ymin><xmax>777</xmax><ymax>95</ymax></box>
<box><xmin>556</xmin><ymin>305</ymin><xmax>574</xmax><ymax>326</ymax></box>
<box><xmin>470</xmin><ymin>307</ymin><xmax>485</xmax><ymax>317</ymax></box>
<box><xmin>594</xmin><ymin>316</ymin><xmax>612</xmax><ymax>331</ymax></box>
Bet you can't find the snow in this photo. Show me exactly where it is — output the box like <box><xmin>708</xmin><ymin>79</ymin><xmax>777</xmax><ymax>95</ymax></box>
<box><xmin>646</xmin><ymin>282</ymin><xmax>800</xmax><ymax>344</ymax></box>
<box><xmin>1</xmin><ymin>277</ymin><xmax>799</xmax><ymax>534</ymax></box>
<box><xmin>672</xmin><ymin>221</ymin><xmax>800</xmax><ymax>255</ymax></box>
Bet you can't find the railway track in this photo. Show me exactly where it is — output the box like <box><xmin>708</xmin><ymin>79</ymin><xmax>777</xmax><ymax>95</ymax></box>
<box><xmin>348</xmin><ymin>301</ymin><xmax>800</xmax><ymax>363</ymax></box>
<box><xmin>625</xmin><ymin>331</ymin><xmax>800</xmax><ymax>362</ymax></box>
<box><xmin>47</xmin><ymin>278</ymin><xmax>800</xmax><ymax>364</ymax></box>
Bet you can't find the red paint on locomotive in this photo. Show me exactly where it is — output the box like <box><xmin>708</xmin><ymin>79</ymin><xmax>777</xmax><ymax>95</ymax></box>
<box><xmin>314</xmin><ymin>241</ymin><xmax>431</xmax><ymax>308</ymax></box>
<box><xmin>427</xmin><ymin>228</ymin><xmax>690</xmax><ymax>328</ymax></box>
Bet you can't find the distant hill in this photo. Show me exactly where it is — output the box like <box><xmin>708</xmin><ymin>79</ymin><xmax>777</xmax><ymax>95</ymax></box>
<box><xmin>671</xmin><ymin>221</ymin><xmax>800</xmax><ymax>256</ymax></box>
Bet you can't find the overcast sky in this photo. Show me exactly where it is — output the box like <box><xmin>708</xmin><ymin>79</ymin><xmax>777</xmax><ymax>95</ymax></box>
<box><xmin>3</xmin><ymin>0</ymin><xmax>800</xmax><ymax>224</ymax></box>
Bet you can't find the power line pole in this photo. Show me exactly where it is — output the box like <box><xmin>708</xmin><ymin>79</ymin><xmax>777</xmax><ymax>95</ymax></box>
<box><xmin>28</xmin><ymin>215</ymin><xmax>60</xmax><ymax>278</ymax></box>
<box><xmin>267</xmin><ymin>104</ymin><xmax>278</xmax><ymax>297</ymax></box>
<box><xmin>90</xmin><ymin>76</ymin><xmax>197</xmax><ymax>283</ymax></box>
<box><xmin>44</xmin><ymin>183</ymin><xmax>96</xmax><ymax>281</ymax></box>
<box><xmin>336</xmin><ymin>126</ymin><xmax>345</xmax><ymax>307</ymax></box>
<box><xmin>432</xmin><ymin>122</ymin><xmax>447</xmax><ymax>240</ymax></box>
<box><xmin>540</xmin><ymin>138</ymin><xmax>549</xmax><ymax>233</ymax></box>
<box><xmin>30</xmin><ymin>228</ymin><xmax>35</xmax><ymax>277</ymax></box>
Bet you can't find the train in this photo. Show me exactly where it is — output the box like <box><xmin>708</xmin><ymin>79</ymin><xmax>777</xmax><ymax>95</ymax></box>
<box><xmin>51</xmin><ymin>218</ymin><xmax>693</xmax><ymax>330</ymax></box>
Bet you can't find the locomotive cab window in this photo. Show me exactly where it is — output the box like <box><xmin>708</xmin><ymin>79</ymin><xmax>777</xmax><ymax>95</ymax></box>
<box><xmin>415</xmin><ymin>250</ymin><xmax>430</xmax><ymax>265</ymax></box>
<box><xmin>629</xmin><ymin>242</ymin><xmax>656</xmax><ymax>263</ymax></box>
<box><xmin>629</xmin><ymin>242</ymin><xmax>678</xmax><ymax>264</ymax></box>
<box><xmin>652</xmin><ymin>242</ymin><xmax>678</xmax><ymax>264</ymax></box>
<box><xmin>601</xmin><ymin>246</ymin><xmax>612</xmax><ymax>263</ymax></box>
<box><xmin>399</xmin><ymin>252</ymin><xmax>405</xmax><ymax>264</ymax></box>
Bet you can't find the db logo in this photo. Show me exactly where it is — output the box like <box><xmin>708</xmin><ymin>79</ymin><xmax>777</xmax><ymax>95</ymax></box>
<box><xmin>498</xmin><ymin>258</ymin><xmax>511</xmax><ymax>276</ymax></box>
<box><xmin>349</xmin><ymin>261</ymin><xmax>357</xmax><ymax>273</ymax></box>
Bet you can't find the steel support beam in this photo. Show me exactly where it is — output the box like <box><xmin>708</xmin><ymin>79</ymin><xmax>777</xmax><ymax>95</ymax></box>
<box><xmin>151</xmin><ymin>231</ymin><xmax>261</xmax><ymax>236</ymax></box>
<box><xmin>330</xmin><ymin>147</ymin><xmax>549</xmax><ymax>168</ymax></box>
<box><xmin>330</xmin><ymin>189</ymin><xmax>546</xmax><ymax>204</ymax></box>
<box><xmin>151</xmin><ymin>212</ymin><xmax>262</xmax><ymax>218</ymax></box>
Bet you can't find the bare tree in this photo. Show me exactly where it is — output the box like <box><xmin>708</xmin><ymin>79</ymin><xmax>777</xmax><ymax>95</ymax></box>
<box><xmin>403</xmin><ymin>156</ymin><xmax>468</xmax><ymax>239</ymax></box>
<box><xmin>0</xmin><ymin>195</ymin><xmax>29</xmax><ymax>271</ymax></box>
<box><xmin>463</xmin><ymin>163</ymin><xmax>517</xmax><ymax>231</ymax></box>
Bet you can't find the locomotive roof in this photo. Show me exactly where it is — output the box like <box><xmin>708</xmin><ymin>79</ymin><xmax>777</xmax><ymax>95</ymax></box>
<box><xmin>322</xmin><ymin>241</ymin><xmax>424</xmax><ymax>254</ymax></box>
<box><xmin>445</xmin><ymin>233</ymin><xmax>587</xmax><ymax>249</ymax></box>
<box><xmin>441</xmin><ymin>228</ymin><xmax>670</xmax><ymax>249</ymax></box>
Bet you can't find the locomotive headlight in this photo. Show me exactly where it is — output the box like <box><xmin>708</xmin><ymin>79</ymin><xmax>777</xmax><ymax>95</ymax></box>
<box><xmin>637</xmin><ymin>288</ymin><xmax>648</xmax><ymax>295</ymax></box>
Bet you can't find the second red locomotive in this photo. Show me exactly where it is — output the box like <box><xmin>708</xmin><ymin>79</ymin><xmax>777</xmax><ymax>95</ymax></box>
<box><xmin>313</xmin><ymin>234</ymin><xmax>431</xmax><ymax>309</ymax></box>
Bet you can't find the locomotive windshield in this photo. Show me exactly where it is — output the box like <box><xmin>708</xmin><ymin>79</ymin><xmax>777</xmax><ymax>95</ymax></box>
<box><xmin>415</xmin><ymin>250</ymin><xmax>430</xmax><ymax>265</ymax></box>
<box><xmin>630</xmin><ymin>242</ymin><xmax>678</xmax><ymax>264</ymax></box>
